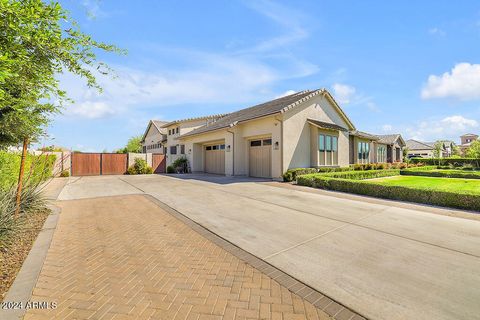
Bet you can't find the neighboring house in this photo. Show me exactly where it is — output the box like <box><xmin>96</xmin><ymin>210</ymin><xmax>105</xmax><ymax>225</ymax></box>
<box><xmin>141</xmin><ymin>120</ymin><xmax>168</xmax><ymax>154</ymax></box>
<box><xmin>349</xmin><ymin>132</ymin><xmax>405</xmax><ymax>164</ymax></box>
<box><xmin>459</xmin><ymin>133</ymin><xmax>479</xmax><ymax>155</ymax></box>
<box><xmin>405</xmin><ymin>139</ymin><xmax>453</xmax><ymax>158</ymax></box>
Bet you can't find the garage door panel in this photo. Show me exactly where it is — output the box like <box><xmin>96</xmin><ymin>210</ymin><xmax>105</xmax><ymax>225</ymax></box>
<box><xmin>249</xmin><ymin>139</ymin><xmax>271</xmax><ymax>178</ymax></box>
<box><xmin>205</xmin><ymin>144</ymin><xmax>225</xmax><ymax>175</ymax></box>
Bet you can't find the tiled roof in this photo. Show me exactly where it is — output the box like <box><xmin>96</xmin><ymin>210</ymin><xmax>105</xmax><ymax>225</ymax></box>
<box><xmin>376</xmin><ymin>134</ymin><xmax>402</xmax><ymax>145</ymax></box>
<box><xmin>349</xmin><ymin>130</ymin><xmax>379</xmax><ymax>140</ymax></box>
<box><xmin>180</xmin><ymin>89</ymin><xmax>346</xmax><ymax>138</ymax></box>
<box><xmin>307</xmin><ymin>119</ymin><xmax>348</xmax><ymax>132</ymax></box>
<box><xmin>160</xmin><ymin>114</ymin><xmax>229</xmax><ymax>128</ymax></box>
<box><xmin>406</xmin><ymin>139</ymin><xmax>434</xmax><ymax>150</ymax></box>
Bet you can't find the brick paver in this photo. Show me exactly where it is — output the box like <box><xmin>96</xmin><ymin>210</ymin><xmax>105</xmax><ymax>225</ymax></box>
<box><xmin>23</xmin><ymin>195</ymin><xmax>340</xmax><ymax>320</ymax></box>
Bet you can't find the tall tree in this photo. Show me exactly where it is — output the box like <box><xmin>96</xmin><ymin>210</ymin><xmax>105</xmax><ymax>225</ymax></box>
<box><xmin>117</xmin><ymin>135</ymin><xmax>143</xmax><ymax>153</ymax></box>
<box><xmin>466</xmin><ymin>140</ymin><xmax>480</xmax><ymax>158</ymax></box>
<box><xmin>0</xmin><ymin>0</ymin><xmax>123</xmax><ymax>147</ymax></box>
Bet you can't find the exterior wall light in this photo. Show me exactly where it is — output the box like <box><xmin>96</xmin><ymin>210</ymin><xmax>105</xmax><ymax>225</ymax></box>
<box><xmin>226</xmin><ymin>145</ymin><xmax>231</xmax><ymax>152</ymax></box>
<box><xmin>188</xmin><ymin>149</ymin><xmax>192</xmax><ymax>154</ymax></box>
<box><xmin>274</xmin><ymin>141</ymin><xmax>279</xmax><ymax>150</ymax></box>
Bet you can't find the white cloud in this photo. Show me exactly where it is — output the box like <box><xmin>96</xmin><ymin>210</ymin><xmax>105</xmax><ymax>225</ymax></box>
<box><xmin>332</xmin><ymin>83</ymin><xmax>356</xmax><ymax>104</ymax></box>
<box><xmin>382</xmin><ymin>124</ymin><xmax>393</xmax><ymax>132</ymax></box>
<box><xmin>428</xmin><ymin>27</ymin><xmax>446</xmax><ymax>37</ymax></box>
<box><xmin>275</xmin><ymin>90</ymin><xmax>297</xmax><ymax>98</ymax></box>
<box><xmin>421</xmin><ymin>63</ymin><xmax>480</xmax><ymax>100</ymax></box>
<box><xmin>69</xmin><ymin>101</ymin><xmax>116</xmax><ymax>119</ymax></box>
<box><xmin>405</xmin><ymin>115</ymin><xmax>478</xmax><ymax>141</ymax></box>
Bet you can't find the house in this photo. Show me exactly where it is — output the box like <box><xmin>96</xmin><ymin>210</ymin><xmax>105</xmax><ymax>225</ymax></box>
<box><xmin>141</xmin><ymin>120</ymin><xmax>168</xmax><ymax>154</ymax></box>
<box><xmin>349</xmin><ymin>132</ymin><xmax>405</xmax><ymax>164</ymax></box>
<box><xmin>405</xmin><ymin>139</ymin><xmax>454</xmax><ymax>158</ymax></box>
<box><xmin>141</xmin><ymin>89</ymin><xmax>405</xmax><ymax>179</ymax></box>
<box><xmin>459</xmin><ymin>133</ymin><xmax>479</xmax><ymax>155</ymax></box>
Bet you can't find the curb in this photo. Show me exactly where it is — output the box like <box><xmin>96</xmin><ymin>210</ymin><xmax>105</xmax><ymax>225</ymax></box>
<box><xmin>0</xmin><ymin>205</ymin><xmax>61</xmax><ymax>320</ymax></box>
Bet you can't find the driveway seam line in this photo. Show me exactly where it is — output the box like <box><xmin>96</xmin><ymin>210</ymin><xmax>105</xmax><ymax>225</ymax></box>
<box><xmin>142</xmin><ymin>193</ymin><xmax>368</xmax><ymax>320</ymax></box>
<box><xmin>154</xmin><ymin>175</ymin><xmax>480</xmax><ymax>258</ymax></box>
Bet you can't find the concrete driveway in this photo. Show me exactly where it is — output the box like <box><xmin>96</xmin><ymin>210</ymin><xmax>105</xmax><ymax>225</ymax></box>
<box><xmin>56</xmin><ymin>174</ymin><xmax>480</xmax><ymax>320</ymax></box>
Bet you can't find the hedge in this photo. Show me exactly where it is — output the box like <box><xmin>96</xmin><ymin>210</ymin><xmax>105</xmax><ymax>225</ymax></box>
<box><xmin>296</xmin><ymin>174</ymin><xmax>480</xmax><ymax>211</ymax></box>
<box><xmin>409</xmin><ymin>158</ymin><xmax>480</xmax><ymax>167</ymax></box>
<box><xmin>401</xmin><ymin>167</ymin><xmax>480</xmax><ymax>179</ymax></box>
<box><xmin>0</xmin><ymin>151</ymin><xmax>56</xmax><ymax>190</ymax></box>
<box><xmin>282</xmin><ymin>167</ymin><xmax>350</xmax><ymax>182</ymax></box>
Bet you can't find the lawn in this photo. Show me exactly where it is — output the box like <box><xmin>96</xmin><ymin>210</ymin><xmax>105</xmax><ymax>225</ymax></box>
<box><xmin>367</xmin><ymin>176</ymin><xmax>480</xmax><ymax>195</ymax></box>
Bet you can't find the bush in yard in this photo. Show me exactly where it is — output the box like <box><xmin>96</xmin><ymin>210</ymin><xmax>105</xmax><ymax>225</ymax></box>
<box><xmin>172</xmin><ymin>157</ymin><xmax>189</xmax><ymax>173</ymax></box>
<box><xmin>126</xmin><ymin>158</ymin><xmax>153</xmax><ymax>175</ymax></box>
<box><xmin>0</xmin><ymin>151</ymin><xmax>56</xmax><ymax>191</ymax></box>
<box><xmin>296</xmin><ymin>174</ymin><xmax>480</xmax><ymax>211</ymax></box>
<box><xmin>282</xmin><ymin>167</ymin><xmax>350</xmax><ymax>182</ymax></box>
<box><xmin>400</xmin><ymin>166</ymin><xmax>480</xmax><ymax>179</ymax></box>
<box><xmin>410</xmin><ymin>158</ymin><xmax>480</xmax><ymax>167</ymax></box>
<box><xmin>166</xmin><ymin>165</ymin><xmax>175</xmax><ymax>174</ymax></box>
<box><xmin>59</xmin><ymin>170</ymin><xmax>70</xmax><ymax>177</ymax></box>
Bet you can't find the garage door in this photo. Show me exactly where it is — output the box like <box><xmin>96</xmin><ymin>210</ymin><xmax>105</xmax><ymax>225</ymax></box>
<box><xmin>249</xmin><ymin>138</ymin><xmax>272</xmax><ymax>178</ymax></box>
<box><xmin>205</xmin><ymin>144</ymin><xmax>225</xmax><ymax>174</ymax></box>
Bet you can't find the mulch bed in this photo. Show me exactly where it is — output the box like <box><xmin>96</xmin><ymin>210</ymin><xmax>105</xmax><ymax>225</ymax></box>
<box><xmin>0</xmin><ymin>209</ymin><xmax>50</xmax><ymax>300</ymax></box>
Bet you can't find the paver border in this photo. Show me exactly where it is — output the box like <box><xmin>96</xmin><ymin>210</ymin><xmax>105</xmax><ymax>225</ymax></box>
<box><xmin>144</xmin><ymin>194</ymin><xmax>367</xmax><ymax>320</ymax></box>
<box><xmin>1</xmin><ymin>205</ymin><xmax>61</xmax><ymax>320</ymax></box>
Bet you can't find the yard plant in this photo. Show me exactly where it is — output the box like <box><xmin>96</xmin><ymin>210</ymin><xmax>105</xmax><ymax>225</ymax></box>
<box><xmin>401</xmin><ymin>166</ymin><xmax>480</xmax><ymax>179</ymax></box>
<box><xmin>126</xmin><ymin>158</ymin><xmax>153</xmax><ymax>175</ymax></box>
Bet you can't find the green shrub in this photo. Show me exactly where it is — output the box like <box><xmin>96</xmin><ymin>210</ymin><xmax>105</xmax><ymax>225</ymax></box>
<box><xmin>401</xmin><ymin>167</ymin><xmax>480</xmax><ymax>179</ymax></box>
<box><xmin>410</xmin><ymin>158</ymin><xmax>480</xmax><ymax>167</ymax></box>
<box><xmin>166</xmin><ymin>165</ymin><xmax>175</xmax><ymax>174</ymax></box>
<box><xmin>172</xmin><ymin>157</ymin><xmax>189</xmax><ymax>173</ymax></box>
<box><xmin>59</xmin><ymin>170</ymin><xmax>70</xmax><ymax>177</ymax></box>
<box><xmin>296</xmin><ymin>175</ymin><xmax>480</xmax><ymax>211</ymax></box>
<box><xmin>282</xmin><ymin>167</ymin><xmax>350</xmax><ymax>182</ymax></box>
<box><xmin>0</xmin><ymin>151</ymin><xmax>56</xmax><ymax>191</ymax></box>
<box><xmin>125</xmin><ymin>158</ymin><xmax>153</xmax><ymax>175</ymax></box>
<box><xmin>304</xmin><ymin>169</ymin><xmax>400</xmax><ymax>181</ymax></box>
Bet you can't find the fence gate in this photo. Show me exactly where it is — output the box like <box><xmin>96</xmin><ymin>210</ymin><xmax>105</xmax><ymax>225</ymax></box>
<box><xmin>152</xmin><ymin>154</ymin><xmax>166</xmax><ymax>173</ymax></box>
<box><xmin>71</xmin><ymin>153</ymin><xmax>128</xmax><ymax>176</ymax></box>
<box><xmin>71</xmin><ymin>153</ymin><xmax>101</xmax><ymax>176</ymax></box>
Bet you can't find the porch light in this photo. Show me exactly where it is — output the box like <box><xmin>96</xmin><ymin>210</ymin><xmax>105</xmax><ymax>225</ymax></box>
<box><xmin>274</xmin><ymin>141</ymin><xmax>279</xmax><ymax>150</ymax></box>
<box><xmin>188</xmin><ymin>149</ymin><xmax>192</xmax><ymax>154</ymax></box>
<box><xmin>226</xmin><ymin>145</ymin><xmax>231</xmax><ymax>152</ymax></box>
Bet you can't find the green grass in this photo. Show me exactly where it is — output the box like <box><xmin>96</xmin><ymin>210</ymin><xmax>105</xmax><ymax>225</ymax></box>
<box><xmin>367</xmin><ymin>176</ymin><xmax>480</xmax><ymax>195</ymax></box>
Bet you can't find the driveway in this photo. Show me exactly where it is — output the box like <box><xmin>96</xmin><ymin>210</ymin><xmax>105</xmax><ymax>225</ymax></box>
<box><xmin>56</xmin><ymin>174</ymin><xmax>480</xmax><ymax>320</ymax></box>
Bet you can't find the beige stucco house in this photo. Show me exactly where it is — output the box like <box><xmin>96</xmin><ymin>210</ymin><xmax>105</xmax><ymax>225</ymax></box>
<box><xmin>459</xmin><ymin>133</ymin><xmax>479</xmax><ymax>155</ymax></box>
<box><xmin>142</xmin><ymin>89</ymin><xmax>405</xmax><ymax>179</ymax></box>
<box><xmin>349</xmin><ymin>132</ymin><xmax>405</xmax><ymax>164</ymax></box>
<box><xmin>141</xmin><ymin>120</ymin><xmax>168</xmax><ymax>154</ymax></box>
<box><xmin>406</xmin><ymin>139</ymin><xmax>454</xmax><ymax>158</ymax></box>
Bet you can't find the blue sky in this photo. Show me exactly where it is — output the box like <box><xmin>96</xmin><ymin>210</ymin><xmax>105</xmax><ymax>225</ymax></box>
<box><xmin>43</xmin><ymin>0</ymin><xmax>480</xmax><ymax>151</ymax></box>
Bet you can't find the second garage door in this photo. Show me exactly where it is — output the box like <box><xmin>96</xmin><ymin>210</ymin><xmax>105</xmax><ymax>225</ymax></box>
<box><xmin>249</xmin><ymin>138</ymin><xmax>272</xmax><ymax>178</ymax></box>
<box><xmin>205</xmin><ymin>144</ymin><xmax>225</xmax><ymax>175</ymax></box>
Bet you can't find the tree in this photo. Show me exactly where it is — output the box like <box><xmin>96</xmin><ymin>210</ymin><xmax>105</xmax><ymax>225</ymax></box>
<box><xmin>432</xmin><ymin>141</ymin><xmax>444</xmax><ymax>158</ymax></box>
<box><xmin>0</xmin><ymin>0</ymin><xmax>124</xmax><ymax>147</ymax></box>
<box><xmin>466</xmin><ymin>140</ymin><xmax>480</xmax><ymax>158</ymax></box>
<box><xmin>117</xmin><ymin>135</ymin><xmax>143</xmax><ymax>153</ymax></box>
<box><xmin>451</xmin><ymin>144</ymin><xmax>462</xmax><ymax>157</ymax></box>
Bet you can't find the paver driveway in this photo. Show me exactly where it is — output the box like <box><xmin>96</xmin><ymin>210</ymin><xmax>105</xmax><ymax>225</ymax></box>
<box><xmin>24</xmin><ymin>195</ymin><xmax>337</xmax><ymax>320</ymax></box>
<box><xmin>54</xmin><ymin>174</ymin><xmax>480</xmax><ymax>320</ymax></box>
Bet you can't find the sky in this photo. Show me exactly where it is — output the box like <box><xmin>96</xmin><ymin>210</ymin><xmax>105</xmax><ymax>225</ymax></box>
<box><xmin>41</xmin><ymin>0</ymin><xmax>480</xmax><ymax>151</ymax></box>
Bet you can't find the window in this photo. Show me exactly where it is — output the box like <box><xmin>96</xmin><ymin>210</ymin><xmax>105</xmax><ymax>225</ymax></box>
<box><xmin>143</xmin><ymin>146</ymin><xmax>146</xmax><ymax>153</ymax></box>
<box><xmin>176</xmin><ymin>127</ymin><xmax>179</xmax><ymax>134</ymax></box>
<box><xmin>250</xmin><ymin>140</ymin><xmax>261</xmax><ymax>147</ymax></box>
<box><xmin>206</xmin><ymin>146</ymin><xmax>212</xmax><ymax>150</ymax></box>
<box><xmin>168</xmin><ymin>129</ymin><xmax>171</xmax><ymax>135</ymax></box>
<box><xmin>318</xmin><ymin>133</ymin><xmax>338</xmax><ymax>166</ymax></box>
<box><xmin>220</xmin><ymin>144</ymin><xmax>225</xmax><ymax>150</ymax></box>
<box><xmin>180</xmin><ymin>145</ymin><xmax>185</xmax><ymax>154</ymax></box>
<box><xmin>263</xmin><ymin>139</ymin><xmax>272</xmax><ymax>146</ymax></box>
<box><xmin>319</xmin><ymin>135</ymin><xmax>325</xmax><ymax>151</ymax></box>
<box><xmin>358</xmin><ymin>141</ymin><xmax>370</xmax><ymax>163</ymax></box>
<box><xmin>170</xmin><ymin>146</ymin><xmax>177</xmax><ymax>154</ymax></box>
<box><xmin>377</xmin><ymin>145</ymin><xmax>387</xmax><ymax>163</ymax></box>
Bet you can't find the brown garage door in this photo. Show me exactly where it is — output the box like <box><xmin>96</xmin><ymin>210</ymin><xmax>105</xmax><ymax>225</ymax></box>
<box><xmin>71</xmin><ymin>153</ymin><xmax>101</xmax><ymax>176</ymax></box>
<box><xmin>101</xmin><ymin>154</ymin><xmax>127</xmax><ymax>175</ymax></box>
<box><xmin>205</xmin><ymin>144</ymin><xmax>225</xmax><ymax>175</ymax></box>
<box><xmin>249</xmin><ymin>138</ymin><xmax>272</xmax><ymax>178</ymax></box>
<box><xmin>152</xmin><ymin>154</ymin><xmax>166</xmax><ymax>173</ymax></box>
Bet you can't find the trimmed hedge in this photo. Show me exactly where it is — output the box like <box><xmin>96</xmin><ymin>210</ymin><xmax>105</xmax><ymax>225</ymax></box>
<box><xmin>282</xmin><ymin>167</ymin><xmax>350</xmax><ymax>182</ymax></box>
<box><xmin>296</xmin><ymin>175</ymin><xmax>480</xmax><ymax>211</ymax></box>
<box><xmin>318</xmin><ymin>169</ymin><xmax>400</xmax><ymax>180</ymax></box>
<box><xmin>401</xmin><ymin>167</ymin><xmax>480</xmax><ymax>179</ymax></box>
<box><xmin>0</xmin><ymin>151</ymin><xmax>56</xmax><ymax>190</ymax></box>
<box><xmin>409</xmin><ymin>158</ymin><xmax>480</xmax><ymax>167</ymax></box>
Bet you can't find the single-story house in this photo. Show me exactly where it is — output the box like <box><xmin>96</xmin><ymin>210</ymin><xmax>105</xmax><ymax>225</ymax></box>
<box><xmin>141</xmin><ymin>89</ymin><xmax>405</xmax><ymax>179</ymax></box>
<box><xmin>349</xmin><ymin>132</ymin><xmax>405</xmax><ymax>164</ymax></box>
<box><xmin>406</xmin><ymin>139</ymin><xmax>455</xmax><ymax>158</ymax></box>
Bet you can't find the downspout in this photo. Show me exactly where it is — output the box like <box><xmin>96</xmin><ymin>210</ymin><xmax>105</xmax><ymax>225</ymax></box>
<box><xmin>275</xmin><ymin>114</ymin><xmax>284</xmax><ymax>175</ymax></box>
